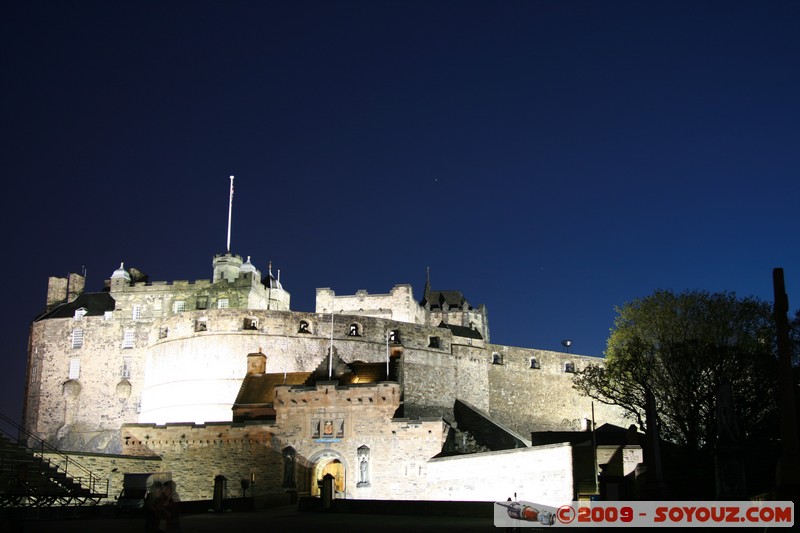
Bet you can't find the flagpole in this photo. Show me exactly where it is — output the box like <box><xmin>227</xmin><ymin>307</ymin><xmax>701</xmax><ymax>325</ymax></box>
<box><xmin>386</xmin><ymin>331</ymin><xmax>390</xmax><ymax>379</ymax></box>
<box><xmin>226</xmin><ymin>175</ymin><xmax>234</xmax><ymax>253</ymax></box>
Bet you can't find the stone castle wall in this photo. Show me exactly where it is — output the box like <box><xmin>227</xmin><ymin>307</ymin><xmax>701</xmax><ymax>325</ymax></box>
<box><xmin>120</xmin><ymin>382</ymin><xmax>445</xmax><ymax>501</ymax></box>
<box><xmin>105</xmin><ymin>426</ymin><xmax>579</xmax><ymax>505</ymax></box>
<box><xmin>485</xmin><ymin>344</ymin><xmax>626</xmax><ymax>433</ymax></box>
<box><xmin>26</xmin><ymin>267</ymin><xmax>628</xmax><ymax>457</ymax></box>
<box><xmin>27</xmin><ymin>303</ymin><xmax>626</xmax><ymax>453</ymax></box>
<box><xmin>316</xmin><ymin>285</ymin><xmax>426</xmax><ymax>324</ymax></box>
<box><xmin>27</xmin><ymin>315</ymin><xmax>145</xmax><ymax>453</ymax></box>
<box><xmin>424</xmin><ymin>443</ymin><xmax>575</xmax><ymax>505</ymax></box>
<box><xmin>40</xmin><ymin>451</ymin><xmax>163</xmax><ymax>505</ymax></box>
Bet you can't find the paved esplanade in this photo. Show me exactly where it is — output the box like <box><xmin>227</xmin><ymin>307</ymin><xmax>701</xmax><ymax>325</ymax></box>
<box><xmin>21</xmin><ymin>504</ymin><xmax>500</xmax><ymax>532</ymax></box>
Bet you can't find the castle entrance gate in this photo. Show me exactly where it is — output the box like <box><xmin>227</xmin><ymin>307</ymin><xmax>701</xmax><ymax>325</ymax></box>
<box><xmin>308</xmin><ymin>449</ymin><xmax>347</xmax><ymax>498</ymax></box>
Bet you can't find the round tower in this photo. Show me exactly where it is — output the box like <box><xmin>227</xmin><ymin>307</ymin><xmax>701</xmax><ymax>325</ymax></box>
<box><xmin>212</xmin><ymin>253</ymin><xmax>243</xmax><ymax>283</ymax></box>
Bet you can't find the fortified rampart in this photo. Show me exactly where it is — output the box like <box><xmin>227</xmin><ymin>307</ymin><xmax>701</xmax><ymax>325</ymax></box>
<box><xmin>121</xmin><ymin>381</ymin><xmax>445</xmax><ymax>501</ymax></box>
<box><xmin>25</xmin><ymin>255</ymin><xmax>627</xmax><ymax>458</ymax></box>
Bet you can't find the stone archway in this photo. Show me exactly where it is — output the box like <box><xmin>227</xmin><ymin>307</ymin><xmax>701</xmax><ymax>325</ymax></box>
<box><xmin>308</xmin><ymin>449</ymin><xmax>347</xmax><ymax>498</ymax></box>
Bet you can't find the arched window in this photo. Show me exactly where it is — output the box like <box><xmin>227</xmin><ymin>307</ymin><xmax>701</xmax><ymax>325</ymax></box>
<box><xmin>298</xmin><ymin>320</ymin><xmax>310</xmax><ymax>334</ymax></box>
<box><xmin>389</xmin><ymin>330</ymin><xmax>401</xmax><ymax>344</ymax></box>
<box><xmin>348</xmin><ymin>323</ymin><xmax>361</xmax><ymax>337</ymax></box>
<box><xmin>530</xmin><ymin>358</ymin><xmax>540</xmax><ymax>369</ymax></box>
<box><xmin>492</xmin><ymin>353</ymin><xmax>502</xmax><ymax>365</ymax></box>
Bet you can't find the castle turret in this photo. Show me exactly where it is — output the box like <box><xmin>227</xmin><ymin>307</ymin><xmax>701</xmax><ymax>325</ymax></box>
<box><xmin>240</xmin><ymin>256</ymin><xmax>260</xmax><ymax>278</ymax></box>
<box><xmin>212</xmin><ymin>253</ymin><xmax>243</xmax><ymax>283</ymax></box>
<box><xmin>263</xmin><ymin>261</ymin><xmax>291</xmax><ymax>310</ymax></box>
<box><xmin>109</xmin><ymin>262</ymin><xmax>131</xmax><ymax>292</ymax></box>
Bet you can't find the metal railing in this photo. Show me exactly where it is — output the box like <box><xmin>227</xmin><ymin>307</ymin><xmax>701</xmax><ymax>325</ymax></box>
<box><xmin>0</xmin><ymin>412</ymin><xmax>108</xmax><ymax>498</ymax></box>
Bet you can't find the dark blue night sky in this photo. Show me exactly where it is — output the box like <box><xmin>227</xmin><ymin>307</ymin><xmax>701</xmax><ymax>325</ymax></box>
<box><xmin>2</xmin><ymin>1</ymin><xmax>799</xmax><ymax>426</ymax></box>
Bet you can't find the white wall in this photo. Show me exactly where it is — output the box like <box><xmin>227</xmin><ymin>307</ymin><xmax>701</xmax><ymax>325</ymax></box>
<box><xmin>424</xmin><ymin>443</ymin><xmax>575</xmax><ymax>506</ymax></box>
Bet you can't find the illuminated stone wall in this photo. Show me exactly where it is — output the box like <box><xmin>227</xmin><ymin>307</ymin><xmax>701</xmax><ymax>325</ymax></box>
<box><xmin>425</xmin><ymin>443</ymin><xmax>575</xmax><ymax>505</ymax></box>
<box><xmin>25</xmin><ymin>260</ymin><xmax>628</xmax><ymax>458</ymax></box>
<box><xmin>120</xmin><ymin>382</ymin><xmax>446</xmax><ymax>501</ymax></box>
<box><xmin>486</xmin><ymin>345</ymin><xmax>627</xmax><ymax>434</ymax></box>
<box><xmin>315</xmin><ymin>285</ymin><xmax>426</xmax><ymax>324</ymax></box>
<box><xmin>39</xmin><ymin>450</ymin><xmax>163</xmax><ymax>505</ymax></box>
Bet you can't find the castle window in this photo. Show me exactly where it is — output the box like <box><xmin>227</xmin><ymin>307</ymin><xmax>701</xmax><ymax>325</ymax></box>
<box><xmin>132</xmin><ymin>305</ymin><xmax>141</xmax><ymax>321</ymax></box>
<box><xmin>158</xmin><ymin>326</ymin><xmax>168</xmax><ymax>339</ymax></box>
<box><xmin>217</xmin><ymin>298</ymin><xmax>229</xmax><ymax>309</ymax></box>
<box><xmin>530</xmin><ymin>358</ymin><xmax>540</xmax><ymax>369</ymax></box>
<box><xmin>243</xmin><ymin>317</ymin><xmax>259</xmax><ymax>330</ymax></box>
<box><xmin>298</xmin><ymin>320</ymin><xmax>310</xmax><ymax>334</ymax></box>
<box><xmin>564</xmin><ymin>362</ymin><xmax>575</xmax><ymax>373</ymax></box>
<box><xmin>74</xmin><ymin>308</ymin><xmax>87</xmax><ymax>320</ymax></box>
<box><xmin>195</xmin><ymin>319</ymin><xmax>207</xmax><ymax>332</ymax></box>
<box><xmin>173</xmin><ymin>300</ymin><xmax>185</xmax><ymax>314</ymax></box>
<box><xmin>71</xmin><ymin>329</ymin><xmax>84</xmax><ymax>349</ymax></box>
<box><xmin>428</xmin><ymin>336</ymin><xmax>440</xmax><ymax>349</ymax></box>
<box><xmin>122</xmin><ymin>330</ymin><xmax>135</xmax><ymax>349</ymax></box>
<box><xmin>121</xmin><ymin>357</ymin><xmax>131</xmax><ymax>379</ymax></box>
<box><xmin>348</xmin><ymin>323</ymin><xmax>361</xmax><ymax>336</ymax></box>
<box><xmin>68</xmin><ymin>358</ymin><xmax>80</xmax><ymax>380</ymax></box>
<box><xmin>492</xmin><ymin>353</ymin><xmax>502</xmax><ymax>365</ymax></box>
<box><xmin>311</xmin><ymin>420</ymin><xmax>320</xmax><ymax>439</ymax></box>
<box><xmin>196</xmin><ymin>296</ymin><xmax>208</xmax><ymax>310</ymax></box>
<box><xmin>389</xmin><ymin>330</ymin><xmax>401</xmax><ymax>344</ymax></box>
<box><xmin>104</xmin><ymin>311</ymin><xmax>113</xmax><ymax>321</ymax></box>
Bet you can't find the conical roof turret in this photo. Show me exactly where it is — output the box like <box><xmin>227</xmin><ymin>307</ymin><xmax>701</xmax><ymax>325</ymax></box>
<box><xmin>111</xmin><ymin>262</ymin><xmax>131</xmax><ymax>281</ymax></box>
<box><xmin>263</xmin><ymin>261</ymin><xmax>283</xmax><ymax>290</ymax></box>
<box><xmin>240</xmin><ymin>255</ymin><xmax>257</xmax><ymax>274</ymax></box>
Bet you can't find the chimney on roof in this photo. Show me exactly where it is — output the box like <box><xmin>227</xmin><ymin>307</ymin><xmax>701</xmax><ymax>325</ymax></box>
<box><xmin>247</xmin><ymin>350</ymin><xmax>267</xmax><ymax>375</ymax></box>
<box><xmin>46</xmin><ymin>273</ymin><xmax>86</xmax><ymax>309</ymax></box>
<box><xmin>46</xmin><ymin>276</ymin><xmax>68</xmax><ymax>310</ymax></box>
<box><xmin>67</xmin><ymin>273</ymin><xmax>85</xmax><ymax>303</ymax></box>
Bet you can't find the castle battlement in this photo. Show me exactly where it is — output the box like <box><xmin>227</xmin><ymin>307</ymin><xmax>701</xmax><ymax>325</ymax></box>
<box><xmin>25</xmin><ymin>252</ymin><xmax>625</xmax><ymax>461</ymax></box>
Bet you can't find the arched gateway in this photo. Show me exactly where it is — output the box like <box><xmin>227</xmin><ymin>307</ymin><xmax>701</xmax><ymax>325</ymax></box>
<box><xmin>307</xmin><ymin>449</ymin><xmax>347</xmax><ymax>498</ymax></box>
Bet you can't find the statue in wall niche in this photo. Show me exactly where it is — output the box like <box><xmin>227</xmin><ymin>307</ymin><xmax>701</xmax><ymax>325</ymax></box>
<box><xmin>357</xmin><ymin>445</ymin><xmax>370</xmax><ymax>487</ymax></box>
<box><xmin>282</xmin><ymin>447</ymin><xmax>296</xmax><ymax>488</ymax></box>
<box><xmin>359</xmin><ymin>457</ymin><xmax>369</xmax><ymax>483</ymax></box>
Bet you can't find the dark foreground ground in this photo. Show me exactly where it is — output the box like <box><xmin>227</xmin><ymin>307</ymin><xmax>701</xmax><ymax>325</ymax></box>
<box><xmin>8</xmin><ymin>502</ymin><xmax>502</xmax><ymax>532</ymax></box>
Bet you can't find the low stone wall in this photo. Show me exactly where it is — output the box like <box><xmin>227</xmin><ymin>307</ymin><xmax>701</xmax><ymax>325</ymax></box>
<box><xmin>40</xmin><ymin>451</ymin><xmax>162</xmax><ymax>504</ymax></box>
<box><xmin>424</xmin><ymin>443</ymin><xmax>575</xmax><ymax>506</ymax></box>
